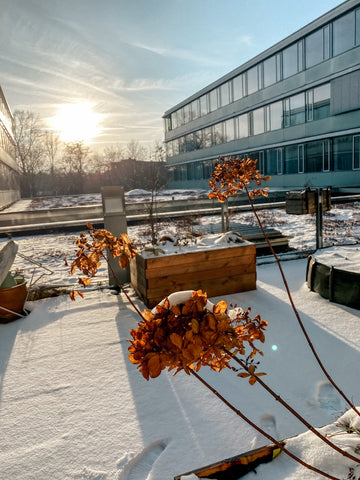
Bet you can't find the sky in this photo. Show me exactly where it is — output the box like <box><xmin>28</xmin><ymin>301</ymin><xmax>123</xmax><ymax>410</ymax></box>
<box><xmin>0</xmin><ymin>0</ymin><xmax>345</xmax><ymax>151</ymax></box>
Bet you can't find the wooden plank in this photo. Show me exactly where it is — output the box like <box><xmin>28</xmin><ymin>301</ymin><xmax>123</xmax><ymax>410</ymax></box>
<box><xmin>145</xmin><ymin>244</ymin><xmax>256</xmax><ymax>269</ymax></box>
<box><xmin>174</xmin><ymin>442</ymin><xmax>283</xmax><ymax>480</ymax></box>
<box><xmin>147</xmin><ymin>263</ymin><xmax>256</xmax><ymax>289</ymax></box>
<box><xmin>146</xmin><ymin>272</ymin><xmax>256</xmax><ymax>305</ymax></box>
<box><xmin>145</xmin><ymin>253</ymin><xmax>256</xmax><ymax>279</ymax></box>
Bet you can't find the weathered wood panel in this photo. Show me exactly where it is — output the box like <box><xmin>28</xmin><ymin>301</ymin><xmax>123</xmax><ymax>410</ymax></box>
<box><xmin>130</xmin><ymin>242</ymin><xmax>256</xmax><ymax>308</ymax></box>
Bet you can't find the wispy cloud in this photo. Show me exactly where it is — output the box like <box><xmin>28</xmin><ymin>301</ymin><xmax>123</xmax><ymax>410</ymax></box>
<box><xmin>130</xmin><ymin>41</ymin><xmax>228</xmax><ymax>68</ymax></box>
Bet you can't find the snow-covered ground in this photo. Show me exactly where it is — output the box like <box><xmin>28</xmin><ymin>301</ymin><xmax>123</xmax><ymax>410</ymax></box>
<box><xmin>0</xmin><ymin>192</ymin><xmax>359</xmax><ymax>480</ymax></box>
<box><xmin>2</xmin><ymin>189</ymin><xmax>209</xmax><ymax>212</ymax></box>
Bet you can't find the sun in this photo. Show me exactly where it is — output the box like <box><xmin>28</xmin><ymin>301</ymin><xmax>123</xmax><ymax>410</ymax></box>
<box><xmin>50</xmin><ymin>102</ymin><xmax>102</xmax><ymax>143</ymax></box>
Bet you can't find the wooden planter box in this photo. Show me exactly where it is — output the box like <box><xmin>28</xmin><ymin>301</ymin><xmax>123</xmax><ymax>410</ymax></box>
<box><xmin>130</xmin><ymin>241</ymin><xmax>256</xmax><ymax>308</ymax></box>
<box><xmin>285</xmin><ymin>189</ymin><xmax>331</xmax><ymax>215</ymax></box>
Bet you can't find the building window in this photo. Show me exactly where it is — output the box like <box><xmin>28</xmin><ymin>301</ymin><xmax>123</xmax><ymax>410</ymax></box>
<box><xmin>200</xmin><ymin>94</ymin><xmax>209</xmax><ymax>116</ymax></box>
<box><xmin>178</xmin><ymin>136</ymin><xmax>185</xmax><ymax>153</ymax></box>
<box><xmin>333</xmin><ymin>136</ymin><xmax>352</xmax><ymax>170</ymax></box>
<box><xmin>284</xmin><ymin>144</ymin><xmax>299</xmax><ymax>174</ymax></box>
<box><xmin>194</xmin><ymin>130</ymin><xmax>203</xmax><ymax>150</ymax></box>
<box><xmin>333</xmin><ymin>10</ymin><xmax>356</xmax><ymax>56</ymax></box>
<box><xmin>356</xmin><ymin>8</ymin><xmax>360</xmax><ymax>45</ymax></box>
<box><xmin>306</xmin><ymin>29</ymin><xmax>324</xmax><ymax>68</ymax></box>
<box><xmin>265</xmin><ymin>149</ymin><xmax>278</xmax><ymax>175</ymax></box>
<box><xmin>298</xmin><ymin>145</ymin><xmax>305</xmax><ymax>173</ymax></box>
<box><xmin>203</xmin><ymin>127</ymin><xmax>212</xmax><ymax>148</ymax></box>
<box><xmin>166</xmin><ymin>142</ymin><xmax>172</xmax><ymax>157</ymax></box>
<box><xmin>183</xmin><ymin>104</ymin><xmax>191</xmax><ymax>124</ymax></box>
<box><xmin>268</xmin><ymin>101</ymin><xmax>283</xmax><ymax>131</ymax></box>
<box><xmin>313</xmin><ymin>84</ymin><xmax>331</xmax><ymax>120</ymax></box>
<box><xmin>258</xmin><ymin>151</ymin><xmax>265</xmax><ymax>174</ymax></box>
<box><xmin>171</xmin><ymin>112</ymin><xmax>178</xmax><ymax>129</ymax></box>
<box><xmin>213</xmin><ymin>123</ymin><xmax>224</xmax><ymax>145</ymax></box>
<box><xmin>323</xmin><ymin>25</ymin><xmax>330</xmax><ymax>59</ymax></box>
<box><xmin>237</xmin><ymin>113</ymin><xmax>249</xmax><ymax>138</ymax></box>
<box><xmin>209</xmin><ymin>88</ymin><xmax>219</xmax><ymax>112</ymax></box>
<box><xmin>185</xmin><ymin>133</ymin><xmax>195</xmax><ymax>152</ymax></box>
<box><xmin>177</xmin><ymin>108</ymin><xmax>185</xmax><ymax>126</ymax></box>
<box><xmin>233</xmin><ymin>74</ymin><xmax>244</xmax><ymax>101</ymax></box>
<box><xmin>164</xmin><ymin>117</ymin><xmax>172</xmax><ymax>132</ymax></box>
<box><xmin>277</xmin><ymin>148</ymin><xmax>283</xmax><ymax>174</ymax></box>
<box><xmin>290</xmin><ymin>93</ymin><xmax>305</xmax><ymax>126</ymax></box>
<box><xmin>224</xmin><ymin>118</ymin><xmax>235</xmax><ymax>142</ymax></box>
<box><xmin>283</xmin><ymin>42</ymin><xmax>300</xmax><ymax>79</ymax></box>
<box><xmin>263</xmin><ymin>55</ymin><xmax>277</xmax><ymax>88</ymax></box>
<box><xmin>306</xmin><ymin>140</ymin><xmax>326</xmax><ymax>172</ymax></box>
<box><xmin>247</xmin><ymin>65</ymin><xmax>259</xmax><ymax>95</ymax></box>
<box><xmin>172</xmin><ymin>139</ymin><xmax>179</xmax><ymax>156</ymax></box>
<box><xmin>353</xmin><ymin>136</ymin><xmax>360</xmax><ymax>169</ymax></box>
<box><xmin>219</xmin><ymin>82</ymin><xmax>230</xmax><ymax>107</ymax></box>
<box><xmin>191</xmin><ymin>99</ymin><xmax>200</xmax><ymax>120</ymax></box>
<box><xmin>323</xmin><ymin>139</ymin><xmax>330</xmax><ymax>171</ymax></box>
<box><xmin>253</xmin><ymin>107</ymin><xmax>265</xmax><ymax>135</ymax></box>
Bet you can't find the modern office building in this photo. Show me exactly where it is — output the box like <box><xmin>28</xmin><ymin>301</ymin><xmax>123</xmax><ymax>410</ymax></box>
<box><xmin>0</xmin><ymin>85</ymin><xmax>19</xmax><ymax>208</ymax></box>
<box><xmin>163</xmin><ymin>0</ymin><xmax>360</xmax><ymax>193</ymax></box>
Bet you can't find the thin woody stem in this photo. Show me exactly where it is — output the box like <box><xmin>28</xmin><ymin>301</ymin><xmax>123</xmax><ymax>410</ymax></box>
<box><xmin>244</xmin><ymin>184</ymin><xmax>360</xmax><ymax>419</ymax></box>
<box><xmin>105</xmin><ymin>255</ymin><xmax>148</xmax><ymax>322</ymax></box>
<box><xmin>224</xmin><ymin>349</ymin><xmax>360</xmax><ymax>464</ymax></box>
<box><xmin>190</xmin><ymin>369</ymin><xmax>341</xmax><ymax>480</ymax></box>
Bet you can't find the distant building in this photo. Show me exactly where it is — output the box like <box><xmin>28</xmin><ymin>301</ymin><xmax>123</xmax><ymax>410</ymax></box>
<box><xmin>164</xmin><ymin>0</ymin><xmax>360</xmax><ymax>193</ymax></box>
<box><xmin>0</xmin><ymin>86</ymin><xmax>19</xmax><ymax>208</ymax></box>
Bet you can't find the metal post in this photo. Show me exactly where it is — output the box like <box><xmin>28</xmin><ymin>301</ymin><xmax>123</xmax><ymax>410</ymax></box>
<box><xmin>316</xmin><ymin>188</ymin><xmax>323</xmax><ymax>250</ymax></box>
<box><xmin>101</xmin><ymin>186</ymin><xmax>129</xmax><ymax>287</ymax></box>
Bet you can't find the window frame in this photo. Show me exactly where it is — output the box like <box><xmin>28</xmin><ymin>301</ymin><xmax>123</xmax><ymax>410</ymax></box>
<box><xmin>353</xmin><ymin>135</ymin><xmax>360</xmax><ymax>169</ymax></box>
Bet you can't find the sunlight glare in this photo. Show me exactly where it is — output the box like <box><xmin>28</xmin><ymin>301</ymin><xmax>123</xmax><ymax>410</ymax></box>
<box><xmin>50</xmin><ymin>102</ymin><xmax>102</xmax><ymax>143</ymax></box>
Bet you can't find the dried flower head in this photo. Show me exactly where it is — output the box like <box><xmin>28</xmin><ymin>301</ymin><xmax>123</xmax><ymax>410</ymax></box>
<box><xmin>209</xmin><ymin>156</ymin><xmax>270</xmax><ymax>202</ymax></box>
<box><xmin>128</xmin><ymin>290</ymin><xmax>267</xmax><ymax>380</ymax></box>
<box><xmin>70</xmin><ymin>222</ymin><xmax>138</xmax><ymax>299</ymax></box>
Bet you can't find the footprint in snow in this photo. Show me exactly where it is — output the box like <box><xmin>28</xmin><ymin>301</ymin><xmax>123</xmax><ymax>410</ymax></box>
<box><xmin>314</xmin><ymin>380</ymin><xmax>344</xmax><ymax>417</ymax></box>
<box><xmin>116</xmin><ymin>439</ymin><xmax>167</xmax><ymax>480</ymax></box>
<box><xmin>75</xmin><ymin>466</ymin><xmax>108</xmax><ymax>480</ymax></box>
<box><xmin>250</xmin><ymin>414</ymin><xmax>279</xmax><ymax>449</ymax></box>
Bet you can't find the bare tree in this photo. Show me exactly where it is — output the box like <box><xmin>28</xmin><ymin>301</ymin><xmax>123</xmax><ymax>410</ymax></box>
<box><xmin>62</xmin><ymin>141</ymin><xmax>90</xmax><ymax>193</ymax></box>
<box><xmin>62</xmin><ymin>141</ymin><xmax>90</xmax><ymax>175</ymax></box>
<box><xmin>43</xmin><ymin>131</ymin><xmax>60</xmax><ymax>175</ymax></box>
<box><xmin>103</xmin><ymin>145</ymin><xmax>124</xmax><ymax>164</ymax></box>
<box><xmin>126</xmin><ymin>140</ymin><xmax>147</xmax><ymax>161</ymax></box>
<box><xmin>149</xmin><ymin>140</ymin><xmax>166</xmax><ymax>163</ymax></box>
<box><xmin>13</xmin><ymin>110</ymin><xmax>45</xmax><ymax>197</ymax></box>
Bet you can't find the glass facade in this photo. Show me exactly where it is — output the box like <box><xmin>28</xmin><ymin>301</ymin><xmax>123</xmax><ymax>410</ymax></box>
<box><xmin>0</xmin><ymin>87</ymin><xmax>20</xmax><ymax>207</ymax></box>
<box><xmin>168</xmin><ymin>134</ymin><xmax>360</xmax><ymax>184</ymax></box>
<box><xmin>167</xmin><ymin>82</ymin><xmax>330</xmax><ymax>157</ymax></box>
<box><xmin>164</xmin><ymin>5</ymin><xmax>360</xmax><ymax>135</ymax></box>
<box><xmin>165</xmin><ymin>3</ymin><xmax>360</xmax><ymax>191</ymax></box>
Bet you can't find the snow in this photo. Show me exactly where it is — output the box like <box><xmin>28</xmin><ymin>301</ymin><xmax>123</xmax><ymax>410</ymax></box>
<box><xmin>0</xmin><ymin>193</ymin><xmax>360</xmax><ymax>480</ymax></box>
<box><xmin>313</xmin><ymin>244</ymin><xmax>360</xmax><ymax>274</ymax></box>
<box><xmin>2</xmin><ymin>189</ymin><xmax>208</xmax><ymax>212</ymax></box>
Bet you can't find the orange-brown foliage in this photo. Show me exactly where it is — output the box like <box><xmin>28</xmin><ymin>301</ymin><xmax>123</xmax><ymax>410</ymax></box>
<box><xmin>128</xmin><ymin>290</ymin><xmax>267</xmax><ymax>381</ymax></box>
<box><xmin>209</xmin><ymin>156</ymin><xmax>270</xmax><ymax>202</ymax></box>
<box><xmin>70</xmin><ymin>223</ymin><xmax>138</xmax><ymax>299</ymax></box>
